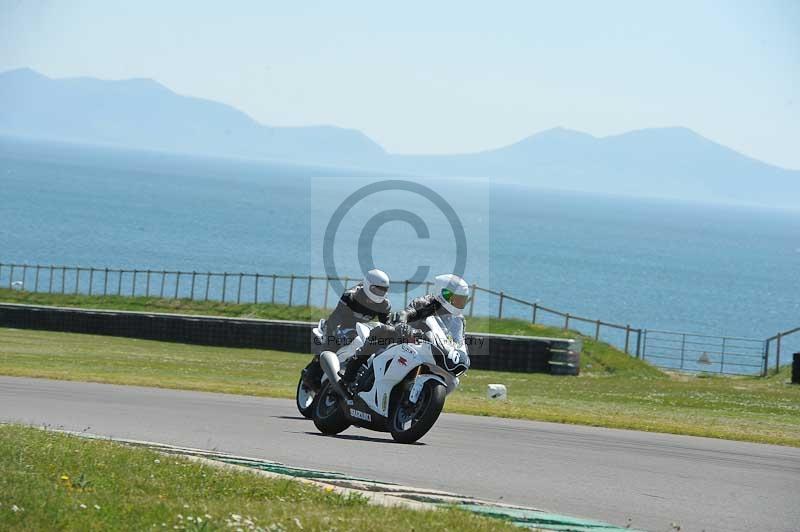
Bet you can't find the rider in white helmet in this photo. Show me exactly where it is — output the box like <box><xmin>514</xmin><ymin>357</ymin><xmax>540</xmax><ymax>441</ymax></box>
<box><xmin>394</xmin><ymin>273</ymin><xmax>471</xmax><ymax>375</ymax></box>
<box><xmin>397</xmin><ymin>273</ymin><xmax>470</xmax><ymax>321</ymax></box>
<box><xmin>303</xmin><ymin>269</ymin><xmax>391</xmax><ymax>388</ymax></box>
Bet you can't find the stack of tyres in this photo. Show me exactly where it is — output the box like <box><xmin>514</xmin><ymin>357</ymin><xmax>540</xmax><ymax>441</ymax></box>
<box><xmin>549</xmin><ymin>339</ymin><xmax>582</xmax><ymax>376</ymax></box>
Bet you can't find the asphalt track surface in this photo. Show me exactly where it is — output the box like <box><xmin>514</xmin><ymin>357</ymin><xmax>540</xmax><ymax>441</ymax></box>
<box><xmin>2</xmin><ymin>377</ymin><xmax>798</xmax><ymax>532</ymax></box>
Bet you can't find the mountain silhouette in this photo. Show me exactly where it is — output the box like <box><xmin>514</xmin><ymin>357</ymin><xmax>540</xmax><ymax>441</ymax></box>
<box><xmin>1</xmin><ymin>68</ymin><xmax>797</xmax><ymax>206</ymax></box>
<box><xmin>0</xmin><ymin>68</ymin><xmax>385</xmax><ymax>167</ymax></box>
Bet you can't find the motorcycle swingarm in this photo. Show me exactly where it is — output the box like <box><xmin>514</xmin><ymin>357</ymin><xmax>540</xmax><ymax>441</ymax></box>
<box><xmin>342</xmin><ymin>396</ymin><xmax>390</xmax><ymax>432</ymax></box>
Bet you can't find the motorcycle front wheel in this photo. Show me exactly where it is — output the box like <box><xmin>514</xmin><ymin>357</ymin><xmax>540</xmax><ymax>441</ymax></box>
<box><xmin>312</xmin><ymin>382</ymin><xmax>350</xmax><ymax>435</ymax></box>
<box><xmin>295</xmin><ymin>376</ymin><xmax>315</xmax><ymax>419</ymax></box>
<box><xmin>390</xmin><ymin>381</ymin><xmax>446</xmax><ymax>444</ymax></box>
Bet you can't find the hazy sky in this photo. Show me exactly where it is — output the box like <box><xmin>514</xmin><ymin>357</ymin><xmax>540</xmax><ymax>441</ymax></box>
<box><xmin>2</xmin><ymin>1</ymin><xmax>798</xmax><ymax>168</ymax></box>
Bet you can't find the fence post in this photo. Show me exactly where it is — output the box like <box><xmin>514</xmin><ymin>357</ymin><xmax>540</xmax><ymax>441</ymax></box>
<box><xmin>237</xmin><ymin>273</ymin><xmax>243</xmax><ymax>304</ymax></box>
<box><xmin>720</xmin><ymin>337</ymin><xmax>727</xmax><ymax>374</ymax></box>
<box><xmin>254</xmin><ymin>274</ymin><xmax>260</xmax><ymax>304</ymax></box>
<box><xmin>204</xmin><ymin>273</ymin><xmax>211</xmax><ymax>302</ymax></box>
<box><xmin>680</xmin><ymin>333</ymin><xmax>686</xmax><ymax>369</ymax></box>
<box><xmin>117</xmin><ymin>270</ymin><xmax>123</xmax><ymax>296</ymax></box>
<box><xmin>641</xmin><ymin>330</ymin><xmax>648</xmax><ymax>361</ymax></box>
<box><xmin>75</xmin><ymin>267</ymin><xmax>80</xmax><ymax>294</ymax></box>
<box><xmin>776</xmin><ymin>333</ymin><xmax>783</xmax><ymax>373</ymax></box>
<box><xmin>132</xmin><ymin>270</ymin><xmax>137</xmax><ymax>296</ymax></box>
<box><xmin>469</xmin><ymin>284</ymin><xmax>476</xmax><ymax>317</ymax></box>
<box><xmin>62</xmin><ymin>267</ymin><xmax>67</xmax><ymax>294</ymax></box>
<box><xmin>595</xmin><ymin>320</ymin><xmax>601</xmax><ymax>340</ymax></box>
<box><xmin>564</xmin><ymin>313</ymin><xmax>570</xmax><ymax>330</ymax></box>
<box><xmin>323</xmin><ymin>277</ymin><xmax>329</xmax><ymax>309</ymax></box>
<box><xmin>624</xmin><ymin>325</ymin><xmax>631</xmax><ymax>354</ymax></box>
<box><xmin>7</xmin><ymin>264</ymin><xmax>13</xmax><ymax>288</ymax></box>
<box><xmin>21</xmin><ymin>265</ymin><xmax>27</xmax><ymax>291</ymax></box>
<box><xmin>88</xmin><ymin>267</ymin><xmax>93</xmax><ymax>295</ymax></box>
<box><xmin>288</xmin><ymin>274</ymin><xmax>295</xmax><ymax>306</ymax></box>
<box><xmin>635</xmin><ymin>329</ymin><xmax>642</xmax><ymax>359</ymax></box>
<box><xmin>305</xmin><ymin>275</ymin><xmax>312</xmax><ymax>307</ymax></box>
<box><xmin>271</xmin><ymin>274</ymin><xmax>276</xmax><ymax>303</ymax></box>
<box><xmin>222</xmin><ymin>273</ymin><xmax>228</xmax><ymax>302</ymax></box>
<box><xmin>498</xmin><ymin>292</ymin><xmax>504</xmax><ymax>319</ymax></box>
<box><xmin>146</xmin><ymin>270</ymin><xmax>152</xmax><ymax>297</ymax></box>
<box><xmin>34</xmin><ymin>264</ymin><xmax>41</xmax><ymax>292</ymax></box>
<box><xmin>191</xmin><ymin>271</ymin><xmax>197</xmax><ymax>301</ymax></box>
<box><xmin>159</xmin><ymin>271</ymin><xmax>166</xmax><ymax>298</ymax></box>
<box><xmin>531</xmin><ymin>302</ymin><xmax>537</xmax><ymax>323</ymax></box>
<box><xmin>102</xmin><ymin>268</ymin><xmax>108</xmax><ymax>296</ymax></box>
<box><xmin>404</xmin><ymin>280</ymin><xmax>409</xmax><ymax>307</ymax></box>
<box><xmin>49</xmin><ymin>265</ymin><xmax>55</xmax><ymax>293</ymax></box>
<box><xmin>762</xmin><ymin>340</ymin><xmax>770</xmax><ymax>377</ymax></box>
<box><xmin>174</xmin><ymin>272</ymin><xmax>181</xmax><ymax>299</ymax></box>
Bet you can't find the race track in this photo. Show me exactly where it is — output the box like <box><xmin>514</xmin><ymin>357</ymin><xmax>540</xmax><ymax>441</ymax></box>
<box><xmin>1</xmin><ymin>376</ymin><xmax>798</xmax><ymax>532</ymax></box>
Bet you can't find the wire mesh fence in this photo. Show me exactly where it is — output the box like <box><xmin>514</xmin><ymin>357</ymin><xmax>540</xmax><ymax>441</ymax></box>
<box><xmin>0</xmin><ymin>261</ymin><xmax>793</xmax><ymax>376</ymax></box>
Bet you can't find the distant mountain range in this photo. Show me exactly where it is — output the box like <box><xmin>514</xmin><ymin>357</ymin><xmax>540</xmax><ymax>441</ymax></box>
<box><xmin>1</xmin><ymin>67</ymin><xmax>797</xmax><ymax>207</ymax></box>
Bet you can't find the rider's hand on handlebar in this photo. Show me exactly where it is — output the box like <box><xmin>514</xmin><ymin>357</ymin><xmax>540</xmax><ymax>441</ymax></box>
<box><xmin>394</xmin><ymin>323</ymin><xmax>414</xmax><ymax>342</ymax></box>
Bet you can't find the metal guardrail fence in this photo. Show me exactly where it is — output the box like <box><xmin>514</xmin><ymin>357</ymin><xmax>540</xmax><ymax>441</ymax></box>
<box><xmin>0</xmin><ymin>261</ymin><xmax>642</xmax><ymax>353</ymax></box>
<box><xmin>765</xmin><ymin>326</ymin><xmax>800</xmax><ymax>375</ymax></box>
<box><xmin>0</xmin><ymin>261</ymin><xmax>795</xmax><ymax>376</ymax></box>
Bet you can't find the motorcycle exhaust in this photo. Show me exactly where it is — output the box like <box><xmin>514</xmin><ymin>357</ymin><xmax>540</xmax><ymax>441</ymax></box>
<box><xmin>319</xmin><ymin>350</ymin><xmax>348</xmax><ymax>400</ymax></box>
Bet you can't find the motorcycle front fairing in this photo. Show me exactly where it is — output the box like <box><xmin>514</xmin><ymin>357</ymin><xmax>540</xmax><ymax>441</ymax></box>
<box><xmin>339</xmin><ymin>315</ymin><xmax>466</xmax><ymax>431</ymax></box>
<box><xmin>347</xmin><ymin>350</ymin><xmax>453</xmax><ymax>425</ymax></box>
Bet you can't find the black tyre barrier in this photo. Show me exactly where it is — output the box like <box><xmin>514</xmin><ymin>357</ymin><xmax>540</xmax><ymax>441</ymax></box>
<box><xmin>548</xmin><ymin>342</ymin><xmax>582</xmax><ymax>376</ymax></box>
<box><xmin>793</xmin><ymin>353</ymin><xmax>800</xmax><ymax>385</ymax></box>
<box><xmin>0</xmin><ymin>303</ymin><xmax>581</xmax><ymax>375</ymax></box>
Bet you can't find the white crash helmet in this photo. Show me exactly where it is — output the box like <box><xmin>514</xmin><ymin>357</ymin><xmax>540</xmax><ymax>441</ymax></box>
<box><xmin>363</xmin><ymin>269</ymin><xmax>390</xmax><ymax>304</ymax></box>
<box><xmin>433</xmin><ymin>274</ymin><xmax>470</xmax><ymax>316</ymax></box>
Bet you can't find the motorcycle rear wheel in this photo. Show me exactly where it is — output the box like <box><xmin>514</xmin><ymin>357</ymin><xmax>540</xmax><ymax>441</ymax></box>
<box><xmin>390</xmin><ymin>381</ymin><xmax>446</xmax><ymax>444</ymax></box>
<box><xmin>295</xmin><ymin>376</ymin><xmax>315</xmax><ymax>419</ymax></box>
<box><xmin>312</xmin><ymin>382</ymin><xmax>350</xmax><ymax>435</ymax></box>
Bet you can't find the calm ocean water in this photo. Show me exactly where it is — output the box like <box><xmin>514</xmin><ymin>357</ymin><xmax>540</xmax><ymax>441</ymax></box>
<box><xmin>1</xmin><ymin>138</ymin><xmax>799</xmax><ymax>363</ymax></box>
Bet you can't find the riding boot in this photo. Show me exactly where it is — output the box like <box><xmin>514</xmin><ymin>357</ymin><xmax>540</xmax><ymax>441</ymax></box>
<box><xmin>342</xmin><ymin>354</ymin><xmax>367</xmax><ymax>385</ymax></box>
<box><xmin>301</xmin><ymin>358</ymin><xmax>324</xmax><ymax>388</ymax></box>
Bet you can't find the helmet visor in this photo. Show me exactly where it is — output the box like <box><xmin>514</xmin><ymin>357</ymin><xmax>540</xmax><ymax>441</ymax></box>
<box><xmin>368</xmin><ymin>284</ymin><xmax>388</xmax><ymax>297</ymax></box>
<box><xmin>442</xmin><ymin>289</ymin><xmax>469</xmax><ymax>309</ymax></box>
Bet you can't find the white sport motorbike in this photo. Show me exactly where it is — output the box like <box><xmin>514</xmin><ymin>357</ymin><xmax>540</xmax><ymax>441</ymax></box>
<box><xmin>296</xmin><ymin>320</ymin><xmax>362</xmax><ymax>418</ymax></box>
<box><xmin>313</xmin><ymin>315</ymin><xmax>469</xmax><ymax>444</ymax></box>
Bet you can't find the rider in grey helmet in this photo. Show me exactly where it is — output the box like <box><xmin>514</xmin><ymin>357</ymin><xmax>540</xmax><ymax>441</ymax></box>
<box><xmin>303</xmin><ymin>269</ymin><xmax>392</xmax><ymax>387</ymax></box>
<box><xmin>325</xmin><ymin>269</ymin><xmax>392</xmax><ymax>339</ymax></box>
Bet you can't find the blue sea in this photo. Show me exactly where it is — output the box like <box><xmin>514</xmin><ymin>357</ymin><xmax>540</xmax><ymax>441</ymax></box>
<box><xmin>1</xmin><ymin>137</ymin><xmax>798</xmax><ymax>368</ymax></box>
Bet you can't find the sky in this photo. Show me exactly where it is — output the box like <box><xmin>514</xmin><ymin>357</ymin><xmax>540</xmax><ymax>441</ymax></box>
<box><xmin>1</xmin><ymin>1</ymin><xmax>799</xmax><ymax>169</ymax></box>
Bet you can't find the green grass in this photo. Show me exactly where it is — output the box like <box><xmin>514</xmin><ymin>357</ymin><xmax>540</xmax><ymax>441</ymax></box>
<box><xmin>1</xmin><ymin>327</ymin><xmax>798</xmax><ymax>447</ymax></box>
<box><xmin>0</xmin><ymin>424</ymin><xmax>515</xmax><ymax>531</ymax></box>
